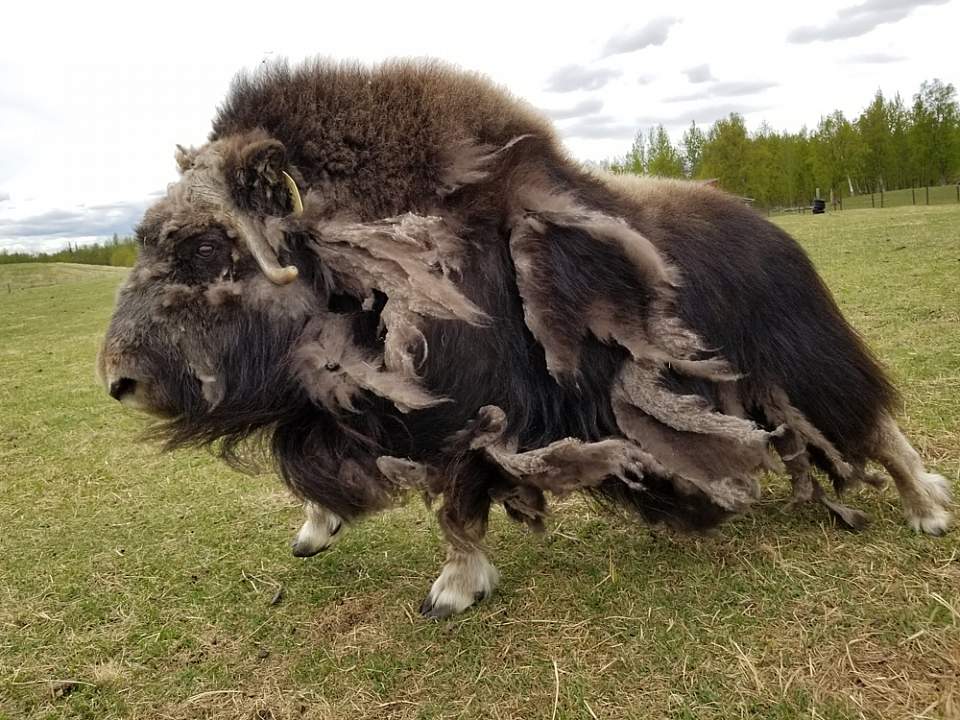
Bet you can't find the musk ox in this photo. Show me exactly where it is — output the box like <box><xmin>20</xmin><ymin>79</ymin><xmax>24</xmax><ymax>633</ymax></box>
<box><xmin>98</xmin><ymin>59</ymin><xmax>952</xmax><ymax>619</ymax></box>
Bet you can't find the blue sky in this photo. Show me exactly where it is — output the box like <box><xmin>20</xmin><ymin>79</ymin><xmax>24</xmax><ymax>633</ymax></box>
<box><xmin>1</xmin><ymin>0</ymin><xmax>956</xmax><ymax>252</ymax></box>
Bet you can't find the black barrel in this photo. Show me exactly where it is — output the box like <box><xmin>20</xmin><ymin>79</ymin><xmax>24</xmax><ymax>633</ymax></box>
<box><xmin>812</xmin><ymin>199</ymin><xmax>826</xmax><ymax>214</ymax></box>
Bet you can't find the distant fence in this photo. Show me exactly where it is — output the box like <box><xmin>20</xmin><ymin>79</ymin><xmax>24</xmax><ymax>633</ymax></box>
<box><xmin>768</xmin><ymin>184</ymin><xmax>960</xmax><ymax>215</ymax></box>
<box><xmin>838</xmin><ymin>184</ymin><xmax>960</xmax><ymax>210</ymax></box>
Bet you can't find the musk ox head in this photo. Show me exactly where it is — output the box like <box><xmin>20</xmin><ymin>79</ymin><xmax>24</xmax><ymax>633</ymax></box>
<box><xmin>97</xmin><ymin>130</ymin><xmax>325</xmax><ymax>442</ymax></box>
<box><xmin>97</xmin><ymin>122</ymin><xmax>488</xmax><ymax>458</ymax></box>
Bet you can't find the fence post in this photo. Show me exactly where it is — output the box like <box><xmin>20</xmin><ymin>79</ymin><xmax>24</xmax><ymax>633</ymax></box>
<box><xmin>912</xmin><ymin>186</ymin><xmax>916</xmax><ymax>205</ymax></box>
<box><xmin>956</xmin><ymin>184</ymin><xmax>959</xmax><ymax>203</ymax></box>
<box><xmin>880</xmin><ymin>189</ymin><xmax>884</xmax><ymax>208</ymax></box>
<box><xmin>926</xmin><ymin>186</ymin><xmax>930</xmax><ymax>205</ymax></box>
<box><xmin>871</xmin><ymin>193</ymin><xmax>875</xmax><ymax>208</ymax></box>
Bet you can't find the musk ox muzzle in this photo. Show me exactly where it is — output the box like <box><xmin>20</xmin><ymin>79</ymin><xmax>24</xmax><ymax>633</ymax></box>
<box><xmin>98</xmin><ymin>58</ymin><xmax>953</xmax><ymax>620</ymax></box>
<box><xmin>97</xmin><ymin>339</ymin><xmax>170</xmax><ymax>416</ymax></box>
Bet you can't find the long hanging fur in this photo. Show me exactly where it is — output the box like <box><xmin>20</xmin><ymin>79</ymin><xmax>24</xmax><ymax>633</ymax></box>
<box><xmin>105</xmin><ymin>59</ymin><xmax>902</xmax><ymax>535</ymax></box>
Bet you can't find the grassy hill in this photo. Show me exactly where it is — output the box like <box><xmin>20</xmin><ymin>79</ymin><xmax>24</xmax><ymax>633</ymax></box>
<box><xmin>1</xmin><ymin>208</ymin><xmax>958</xmax><ymax>719</ymax></box>
<box><xmin>0</xmin><ymin>262</ymin><xmax>127</xmax><ymax>291</ymax></box>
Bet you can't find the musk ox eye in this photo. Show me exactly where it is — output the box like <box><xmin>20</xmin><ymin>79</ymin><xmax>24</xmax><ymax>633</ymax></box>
<box><xmin>171</xmin><ymin>232</ymin><xmax>230</xmax><ymax>284</ymax></box>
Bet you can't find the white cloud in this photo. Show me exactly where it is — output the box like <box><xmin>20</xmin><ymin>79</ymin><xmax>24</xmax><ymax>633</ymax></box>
<box><xmin>846</xmin><ymin>51</ymin><xmax>905</xmax><ymax>63</ymax></box>
<box><xmin>600</xmin><ymin>17</ymin><xmax>681</xmax><ymax>57</ymax></box>
<box><xmin>788</xmin><ymin>0</ymin><xmax>949</xmax><ymax>42</ymax></box>
<box><xmin>561</xmin><ymin>115</ymin><xmax>639</xmax><ymax>140</ymax></box>
<box><xmin>540</xmin><ymin>98</ymin><xmax>604</xmax><ymax>120</ymax></box>
<box><xmin>665</xmin><ymin>80</ymin><xmax>779</xmax><ymax>103</ymax></box>
<box><xmin>1</xmin><ymin>235</ymin><xmax>107</xmax><ymax>255</ymax></box>
<box><xmin>545</xmin><ymin>66</ymin><xmax>621</xmax><ymax>93</ymax></box>
<box><xmin>0</xmin><ymin>200</ymin><xmax>150</xmax><ymax>241</ymax></box>
<box><xmin>684</xmin><ymin>64</ymin><xmax>715</xmax><ymax>83</ymax></box>
<box><xmin>637</xmin><ymin>102</ymin><xmax>771</xmax><ymax>130</ymax></box>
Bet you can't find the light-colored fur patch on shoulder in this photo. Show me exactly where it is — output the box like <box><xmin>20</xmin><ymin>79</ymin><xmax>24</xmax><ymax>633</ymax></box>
<box><xmin>288</xmin><ymin>209</ymin><xmax>489</xmax><ymax>385</ymax></box>
<box><xmin>293</xmin><ymin>209</ymin><xmax>486</xmax><ymax>324</ymax></box>
<box><xmin>294</xmin><ymin>314</ymin><xmax>446</xmax><ymax>414</ymax></box>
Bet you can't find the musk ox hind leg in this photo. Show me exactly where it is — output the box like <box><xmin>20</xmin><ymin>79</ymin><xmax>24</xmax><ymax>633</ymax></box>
<box><xmin>774</xmin><ymin>429</ymin><xmax>871</xmax><ymax>530</ymax></box>
<box><xmin>291</xmin><ymin>501</ymin><xmax>344</xmax><ymax>557</ymax></box>
<box><xmin>871</xmin><ymin>415</ymin><xmax>953</xmax><ymax>535</ymax></box>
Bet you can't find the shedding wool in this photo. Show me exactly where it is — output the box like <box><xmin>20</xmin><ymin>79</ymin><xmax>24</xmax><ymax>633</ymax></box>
<box><xmin>293</xmin><ymin>314</ymin><xmax>447</xmax><ymax>414</ymax></box>
<box><xmin>98</xmin><ymin>60</ymin><xmax>954</xmax><ymax>621</ymax></box>
<box><xmin>288</xmin><ymin>205</ymin><xmax>490</xmax><ymax>380</ymax></box>
<box><xmin>284</xmin><ymin>184</ymin><xmax>789</xmax><ymax>516</ymax></box>
<box><xmin>454</xmin><ymin>406</ymin><xmax>761</xmax><ymax>514</ymax></box>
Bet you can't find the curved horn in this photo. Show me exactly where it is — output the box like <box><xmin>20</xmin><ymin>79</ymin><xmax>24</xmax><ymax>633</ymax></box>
<box><xmin>281</xmin><ymin>171</ymin><xmax>304</xmax><ymax>215</ymax></box>
<box><xmin>237</xmin><ymin>217</ymin><xmax>299</xmax><ymax>285</ymax></box>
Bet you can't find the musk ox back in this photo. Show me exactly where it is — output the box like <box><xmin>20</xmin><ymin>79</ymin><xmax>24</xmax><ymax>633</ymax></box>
<box><xmin>98</xmin><ymin>59</ymin><xmax>952</xmax><ymax>619</ymax></box>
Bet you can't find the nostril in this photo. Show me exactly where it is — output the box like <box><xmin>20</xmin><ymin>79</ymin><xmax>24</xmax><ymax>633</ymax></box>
<box><xmin>109</xmin><ymin>377</ymin><xmax>137</xmax><ymax>401</ymax></box>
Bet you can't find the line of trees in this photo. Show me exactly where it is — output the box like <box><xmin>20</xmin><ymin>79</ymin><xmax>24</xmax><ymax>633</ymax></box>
<box><xmin>0</xmin><ymin>234</ymin><xmax>138</xmax><ymax>267</ymax></box>
<box><xmin>605</xmin><ymin>79</ymin><xmax>960</xmax><ymax>208</ymax></box>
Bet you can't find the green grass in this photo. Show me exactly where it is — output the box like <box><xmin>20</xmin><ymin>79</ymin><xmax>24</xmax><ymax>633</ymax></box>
<box><xmin>1</xmin><ymin>206</ymin><xmax>958</xmax><ymax>719</ymax></box>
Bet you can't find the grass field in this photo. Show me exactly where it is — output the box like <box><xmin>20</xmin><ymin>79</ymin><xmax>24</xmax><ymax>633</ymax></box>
<box><xmin>1</xmin><ymin>206</ymin><xmax>958</xmax><ymax>720</ymax></box>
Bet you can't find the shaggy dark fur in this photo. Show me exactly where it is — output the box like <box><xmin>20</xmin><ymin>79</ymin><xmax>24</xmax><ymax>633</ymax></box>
<box><xmin>98</xmin><ymin>59</ymin><xmax>946</xmax><ymax>619</ymax></box>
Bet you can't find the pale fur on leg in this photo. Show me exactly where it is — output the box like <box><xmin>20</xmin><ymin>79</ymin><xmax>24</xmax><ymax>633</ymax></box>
<box><xmin>902</xmin><ymin>472</ymin><xmax>953</xmax><ymax>535</ymax></box>
<box><xmin>420</xmin><ymin>547</ymin><xmax>499</xmax><ymax>620</ymax></box>
<box><xmin>291</xmin><ymin>502</ymin><xmax>344</xmax><ymax>557</ymax></box>
<box><xmin>872</xmin><ymin>415</ymin><xmax>953</xmax><ymax>536</ymax></box>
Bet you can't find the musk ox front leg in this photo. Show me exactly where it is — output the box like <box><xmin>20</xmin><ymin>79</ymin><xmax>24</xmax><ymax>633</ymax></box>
<box><xmin>291</xmin><ymin>501</ymin><xmax>344</xmax><ymax>557</ymax></box>
<box><xmin>872</xmin><ymin>415</ymin><xmax>953</xmax><ymax>535</ymax></box>
<box><xmin>420</xmin><ymin>461</ymin><xmax>498</xmax><ymax>620</ymax></box>
<box><xmin>421</xmin><ymin>538</ymin><xmax>499</xmax><ymax>620</ymax></box>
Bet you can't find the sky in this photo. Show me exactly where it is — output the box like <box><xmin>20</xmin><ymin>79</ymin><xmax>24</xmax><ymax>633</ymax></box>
<box><xmin>1</xmin><ymin>0</ymin><xmax>957</xmax><ymax>252</ymax></box>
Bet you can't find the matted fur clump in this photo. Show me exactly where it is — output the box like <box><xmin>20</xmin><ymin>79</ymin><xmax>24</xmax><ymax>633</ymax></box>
<box><xmin>98</xmin><ymin>59</ymin><xmax>952</xmax><ymax>619</ymax></box>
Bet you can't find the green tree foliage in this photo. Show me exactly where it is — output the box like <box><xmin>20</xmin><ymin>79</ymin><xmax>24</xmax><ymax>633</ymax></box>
<box><xmin>857</xmin><ymin>91</ymin><xmax>892</xmax><ymax>192</ymax></box>
<box><xmin>812</xmin><ymin>110</ymin><xmax>865</xmax><ymax>197</ymax></box>
<box><xmin>613</xmin><ymin>130</ymin><xmax>648</xmax><ymax>175</ymax></box>
<box><xmin>607</xmin><ymin>78</ymin><xmax>960</xmax><ymax>208</ymax></box>
<box><xmin>681</xmin><ymin>122</ymin><xmax>705</xmax><ymax>178</ymax></box>
<box><xmin>646</xmin><ymin>125</ymin><xmax>685</xmax><ymax>178</ymax></box>
<box><xmin>887</xmin><ymin>94</ymin><xmax>913</xmax><ymax>190</ymax></box>
<box><xmin>0</xmin><ymin>237</ymin><xmax>139</xmax><ymax>266</ymax></box>
<box><xmin>700</xmin><ymin>113</ymin><xmax>750</xmax><ymax>196</ymax></box>
<box><xmin>911</xmin><ymin>79</ymin><xmax>960</xmax><ymax>186</ymax></box>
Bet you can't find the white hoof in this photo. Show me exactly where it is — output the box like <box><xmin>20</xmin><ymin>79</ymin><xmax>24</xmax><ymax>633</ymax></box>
<box><xmin>420</xmin><ymin>551</ymin><xmax>499</xmax><ymax>620</ymax></box>
<box><xmin>905</xmin><ymin>473</ymin><xmax>953</xmax><ymax>536</ymax></box>
<box><xmin>291</xmin><ymin>507</ymin><xmax>343</xmax><ymax>557</ymax></box>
